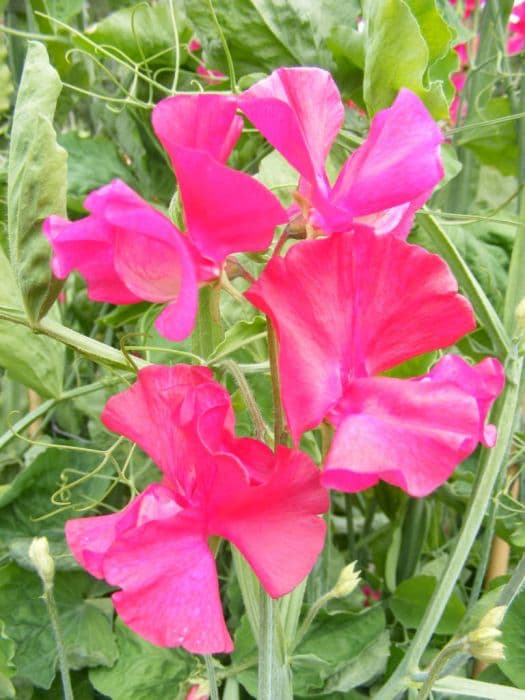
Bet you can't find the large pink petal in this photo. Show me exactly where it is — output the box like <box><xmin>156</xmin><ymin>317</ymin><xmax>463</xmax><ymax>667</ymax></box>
<box><xmin>152</xmin><ymin>94</ymin><xmax>242</xmax><ymax>165</ymax></box>
<box><xmin>240</xmin><ymin>67</ymin><xmax>344</xmax><ymax>194</ymax></box>
<box><xmin>42</xmin><ymin>214</ymin><xmax>140</xmax><ymax>305</ymax></box>
<box><xmin>65</xmin><ymin>484</ymin><xmax>182</xmax><ymax>578</ymax></box>
<box><xmin>101</xmin><ymin>365</ymin><xmax>235</xmax><ymax>501</ymax></box>
<box><xmin>425</xmin><ymin>355</ymin><xmax>505</xmax><ymax>447</ymax></box>
<box><xmin>174</xmin><ymin>147</ymin><xmax>287</xmax><ymax>263</ymax></box>
<box><xmin>323</xmin><ymin>376</ymin><xmax>480</xmax><ymax>497</ymax></box>
<box><xmin>208</xmin><ymin>448</ymin><xmax>328</xmax><ymax>597</ymax></box>
<box><xmin>318</xmin><ymin>89</ymin><xmax>443</xmax><ymax>230</ymax></box>
<box><xmin>245</xmin><ymin>230</ymin><xmax>475</xmax><ymax>442</ymax></box>
<box><xmin>103</xmin><ymin>508</ymin><xmax>233</xmax><ymax>653</ymax></box>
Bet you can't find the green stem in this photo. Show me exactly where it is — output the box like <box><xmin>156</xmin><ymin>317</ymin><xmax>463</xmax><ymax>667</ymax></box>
<box><xmin>43</xmin><ymin>586</ymin><xmax>73</xmax><ymax>700</ymax></box>
<box><xmin>258</xmin><ymin>587</ymin><xmax>275</xmax><ymax>700</ymax></box>
<box><xmin>375</xmin><ymin>355</ymin><xmax>523</xmax><ymax>700</ymax></box>
<box><xmin>497</xmin><ymin>553</ymin><xmax>525</xmax><ymax>607</ymax></box>
<box><xmin>0</xmin><ymin>378</ymin><xmax>122</xmax><ymax>451</ymax></box>
<box><xmin>293</xmin><ymin>591</ymin><xmax>331</xmax><ymax>650</ymax></box>
<box><xmin>416</xmin><ymin>641</ymin><xmax>465</xmax><ymax>700</ymax></box>
<box><xmin>267</xmin><ymin>318</ymin><xmax>287</xmax><ymax>447</ymax></box>
<box><xmin>344</xmin><ymin>494</ymin><xmax>357</xmax><ymax>561</ymax></box>
<box><xmin>204</xmin><ymin>655</ymin><xmax>220</xmax><ymax>700</ymax></box>
<box><xmin>221</xmin><ymin>359</ymin><xmax>270</xmax><ymax>441</ymax></box>
<box><xmin>206</xmin><ymin>0</ymin><xmax>237</xmax><ymax>92</ymax></box>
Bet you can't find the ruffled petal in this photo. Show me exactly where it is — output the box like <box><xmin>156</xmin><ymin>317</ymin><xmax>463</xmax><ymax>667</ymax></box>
<box><xmin>42</xmin><ymin>214</ymin><xmax>140</xmax><ymax>305</ymax></box>
<box><xmin>245</xmin><ymin>230</ymin><xmax>475</xmax><ymax>442</ymax></box>
<box><xmin>208</xmin><ymin>448</ymin><xmax>328</xmax><ymax>597</ymax></box>
<box><xmin>104</xmin><ymin>509</ymin><xmax>233</xmax><ymax>653</ymax></box>
<box><xmin>101</xmin><ymin>365</ymin><xmax>235</xmax><ymax>500</ymax></box>
<box><xmin>425</xmin><ymin>355</ymin><xmax>505</xmax><ymax>447</ymax></box>
<box><xmin>325</xmin><ymin>89</ymin><xmax>444</xmax><ymax>225</ymax></box>
<box><xmin>152</xmin><ymin>93</ymin><xmax>242</xmax><ymax>165</ymax></box>
<box><xmin>323</xmin><ymin>376</ymin><xmax>480</xmax><ymax>497</ymax></box>
<box><xmin>65</xmin><ymin>484</ymin><xmax>182</xmax><ymax>579</ymax></box>
<box><xmin>240</xmin><ymin>67</ymin><xmax>344</xmax><ymax>194</ymax></box>
<box><xmin>174</xmin><ymin>147</ymin><xmax>287</xmax><ymax>263</ymax></box>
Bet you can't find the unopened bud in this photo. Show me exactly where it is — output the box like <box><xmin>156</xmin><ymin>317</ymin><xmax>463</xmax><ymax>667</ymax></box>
<box><xmin>186</xmin><ymin>680</ymin><xmax>209</xmax><ymax>700</ymax></box>
<box><xmin>28</xmin><ymin>537</ymin><xmax>55</xmax><ymax>590</ymax></box>
<box><xmin>467</xmin><ymin>605</ymin><xmax>507</xmax><ymax>664</ymax></box>
<box><xmin>332</xmin><ymin>561</ymin><xmax>361</xmax><ymax>598</ymax></box>
<box><xmin>516</xmin><ymin>297</ymin><xmax>525</xmax><ymax>330</ymax></box>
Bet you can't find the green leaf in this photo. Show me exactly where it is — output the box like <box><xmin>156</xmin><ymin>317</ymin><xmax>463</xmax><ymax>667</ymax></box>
<box><xmin>89</xmin><ymin>618</ymin><xmax>193</xmax><ymax>700</ymax></box>
<box><xmin>0</xmin><ymin>563</ymin><xmax>117</xmax><ymax>689</ymax></box>
<box><xmin>208</xmin><ymin>316</ymin><xmax>267</xmax><ymax>363</ymax></box>
<box><xmin>84</xmin><ymin>3</ymin><xmax>190</xmax><ymax>67</ymax></box>
<box><xmin>0</xmin><ymin>248</ymin><xmax>64</xmax><ymax>397</ymax></box>
<box><xmin>292</xmin><ymin>607</ymin><xmax>388</xmax><ymax>695</ymax></box>
<box><xmin>363</xmin><ymin>0</ymin><xmax>456</xmax><ymax>119</ymax></box>
<box><xmin>7</xmin><ymin>42</ymin><xmax>67</xmax><ymax>322</ymax></box>
<box><xmin>390</xmin><ymin>575</ymin><xmax>465</xmax><ymax>634</ymax></box>
<box><xmin>46</xmin><ymin>0</ymin><xmax>84</xmax><ymax>21</ymax></box>
<box><xmin>0</xmin><ymin>623</ymin><xmax>16</xmax><ymax>699</ymax></box>
<box><xmin>499</xmin><ymin>589</ymin><xmax>525</xmax><ymax>689</ymax></box>
<box><xmin>59</xmin><ymin>132</ymin><xmax>138</xmax><ymax>201</ymax></box>
<box><xmin>0</xmin><ymin>36</ymin><xmax>13</xmax><ymax>115</ymax></box>
<box><xmin>192</xmin><ymin>285</ymin><xmax>224</xmax><ymax>359</ymax></box>
<box><xmin>183</xmin><ymin>0</ymin><xmax>360</xmax><ymax>77</ymax></box>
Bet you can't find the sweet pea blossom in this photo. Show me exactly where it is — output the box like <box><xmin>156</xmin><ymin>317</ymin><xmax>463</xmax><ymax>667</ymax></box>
<box><xmin>44</xmin><ymin>95</ymin><xmax>286</xmax><ymax>341</ymax></box>
<box><xmin>246</xmin><ymin>230</ymin><xmax>504</xmax><ymax>497</ymax></box>
<box><xmin>239</xmin><ymin>67</ymin><xmax>444</xmax><ymax>239</ymax></box>
<box><xmin>66</xmin><ymin>365</ymin><xmax>328</xmax><ymax>653</ymax></box>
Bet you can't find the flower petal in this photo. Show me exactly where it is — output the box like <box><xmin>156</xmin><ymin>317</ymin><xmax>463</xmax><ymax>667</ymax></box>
<box><xmin>246</xmin><ymin>230</ymin><xmax>475</xmax><ymax>442</ymax></box>
<box><xmin>208</xmin><ymin>448</ymin><xmax>328</xmax><ymax>597</ymax></box>
<box><xmin>240</xmin><ymin>67</ymin><xmax>344</xmax><ymax>194</ymax></box>
<box><xmin>104</xmin><ymin>509</ymin><xmax>233</xmax><ymax>653</ymax></box>
<box><xmin>174</xmin><ymin>147</ymin><xmax>287</xmax><ymax>263</ymax></box>
<box><xmin>152</xmin><ymin>93</ymin><xmax>242</xmax><ymax>165</ymax></box>
<box><xmin>323</xmin><ymin>376</ymin><xmax>480</xmax><ymax>497</ymax></box>
<box><xmin>42</xmin><ymin>213</ymin><xmax>140</xmax><ymax>305</ymax></box>
<box><xmin>425</xmin><ymin>355</ymin><xmax>505</xmax><ymax>447</ymax></box>
<box><xmin>101</xmin><ymin>365</ymin><xmax>235</xmax><ymax>500</ymax></box>
<box><xmin>325</xmin><ymin>89</ymin><xmax>444</xmax><ymax>226</ymax></box>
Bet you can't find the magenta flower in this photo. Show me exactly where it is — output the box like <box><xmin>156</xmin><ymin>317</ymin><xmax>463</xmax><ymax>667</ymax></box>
<box><xmin>44</xmin><ymin>95</ymin><xmax>286</xmax><ymax>341</ymax></box>
<box><xmin>240</xmin><ymin>67</ymin><xmax>444</xmax><ymax>239</ymax></box>
<box><xmin>245</xmin><ymin>230</ymin><xmax>504</xmax><ymax>497</ymax></box>
<box><xmin>66</xmin><ymin>365</ymin><xmax>328</xmax><ymax>653</ymax></box>
<box><xmin>508</xmin><ymin>2</ymin><xmax>525</xmax><ymax>54</ymax></box>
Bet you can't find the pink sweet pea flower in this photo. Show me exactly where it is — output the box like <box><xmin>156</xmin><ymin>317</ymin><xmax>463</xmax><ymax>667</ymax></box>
<box><xmin>66</xmin><ymin>365</ymin><xmax>328</xmax><ymax>653</ymax></box>
<box><xmin>44</xmin><ymin>95</ymin><xmax>286</xmax><ymax>341</ymax></box>
<box><xmin>240</xmin><ymin>67</ymin><xmax>444</xmax><ymax>239</ymax></box>
<box><xmin>508</xmin><ymin>2</ymin><xmax>525</xmax><ymax>54</ymax></box>
<box><xmin>245</xmin><ymin>230</ymin><xmax>504</xmax><ymax>497</ymax></box>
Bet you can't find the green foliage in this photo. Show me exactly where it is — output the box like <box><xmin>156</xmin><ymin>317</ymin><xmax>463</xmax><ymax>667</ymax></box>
<box><xmin>0</xmin><ymin>563</ymin><xmax>117</xmax><ymax>689</ymax></box>
<box><xmin>0</xmin><ymin>623</ymin><xmax>16</xmax><ymax>699</ymax></box>
<box><xmin>7</xmin><ymin>42</ymin><xmax>67</xmax><ymax>322</ymax></box>
<box><xmin>89</xmin><ymin>619</ymin><xmax>193</xmax><ymax>700</ymax></box>
<box><xmin>499</xmin><ymin>590</ymin><xmax>525</xmax><ymax>689</ymax></box>
<box><xmin>363</xmin><ymin>0</ymin><xmax>457</xmax><ymax>118</ymax></box>
<box><xmin>389</xmin><ymin>575</ymin><xmax>466</xmax><ymax>634</ymax></box>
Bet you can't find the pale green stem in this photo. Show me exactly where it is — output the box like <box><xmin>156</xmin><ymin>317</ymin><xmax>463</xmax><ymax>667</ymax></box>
<box><xmin>43</xmin><ymin>584</ymin><xmax>73</xmax><ymax>700</ymax></box>
<box><xmin>258</xmin><ymin>587</ymin><xmax>275</xmax><ymax>700</ymax></box>
<box><xmin>293</xmin><ymin>591</ymin><xmax>332</xmax><ymax>650</ymax></box>
<box><xmin>221</xmin><ymin>359</ymin><xmax>270</xmax><ymax>442</ymax></box>
<box><xmin>375</xmin><ymin>355</ymin><xmax>523</xmax><ymax>700</ymax></box>
<box><xmin>204</xmin><ymin>655</ymin><xmax>220</xmax><ymax>700</ymax></box>
<box><xmin>416</xmin><ymin>640</ymin><xmax>466</xmax><ymax>700</ymax></box>
<box><xmin>267</xmin><ymin>318</ymin><xmax>287</xmax><ymax>447</ymax></box>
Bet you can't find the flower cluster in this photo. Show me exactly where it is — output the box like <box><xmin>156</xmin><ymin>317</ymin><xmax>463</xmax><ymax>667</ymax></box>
<box><xmin>46</xmin><ymin>66</ymin><xmax>504</xmax><ymax>652</ymax></box>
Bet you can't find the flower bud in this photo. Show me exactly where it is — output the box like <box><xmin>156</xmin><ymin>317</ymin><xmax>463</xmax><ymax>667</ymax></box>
<box><xmin>28</xmin><ymin>536</ymin><xmax>55</xmax><ymax>591</ymax></box>
<box><xmin>467</xmin><ymin>605</ymin><xmax>506</xmax><ymax>664</ymax></box>
<box><xmin>332</xmin><ymin>561</ymin><xmax>361</xmax><ymax>598</ymax></box>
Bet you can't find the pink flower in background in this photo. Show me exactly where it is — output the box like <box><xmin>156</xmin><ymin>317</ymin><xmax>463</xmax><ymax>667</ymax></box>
<box><xmin>188</xmin><ymin>37</ymin><xmax>225</xmax><ymax>84</ymax></box>
<box><xmin>246</xmin><ymin>230</ymin><xmax>504</xmax><ymax>497</ymax></box>
<box><xmin>44</xmin><ymin>95</ymin><xmax>286</xmax><ymax>341</ymax></box>
<box><xmin>240</xmin><ymin>68</ymin><xmax>444</xmax><ymax>239</ymax></box>
<box><xmin>66</xmin><ymin>365</ymin><xmax>328</xmax><ymax>653</ymax></box>
<box><xmin>508</xmin><ymin>2</ymin><xmax>525</xmax><ymax>53</ymax></box>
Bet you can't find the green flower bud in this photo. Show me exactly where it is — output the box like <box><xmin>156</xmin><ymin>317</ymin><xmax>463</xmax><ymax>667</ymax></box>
<box><xmin>28</xmin><ymin>536</ymin><xmax>55</xmax><ymax>591</ymax></box>
<box><xmin>332</xmin><ymin>561</ymin><xmax>361</xmax><ymax>599</ymax></box>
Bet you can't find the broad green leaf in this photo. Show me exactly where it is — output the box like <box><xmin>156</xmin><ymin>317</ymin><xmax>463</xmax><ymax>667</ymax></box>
<box><xmin>292</xmin><ymin>606</ymin><xmax>388</xmax><ymax>695</ymax></box>
<box><xmin>499</xmin><ymin>588</ymin><xmax>525</xmax><ymax>688</ymax></box>
<box><xmin>89</xmin><ymin>618</ymin><xmax>193</xmax><ymax>700</ymax></box>
<box><xmin>0</xmin><ymin>446</ymin><xmax>113</xmax><ymax>569</ymax></box>
<box><xmin>46</xmin><ymin>0</ymin><xmax>84</xmax><ymax>21</ymax></box>
<box><xmin>59</xmin><ymin>132</ymin><xmax>138</xmax><ymax>203</ymax></box>
<box><xmin>257</xmin><ymin>150</ymin><xmax>298</xmax><ymax>208</ymax></box>
<box><xmin>208</xmin><ymin>316</ymin><xmax>267</xmax><ymax>363</ymax></box>
<box><xmin>0</xmin><ymin>563</ymin><xmax>117</xmax><ymax>689</ymax></box>
<box><xmin>0</xmin><ymin>623</ymin><xmax>16</xmax><ymax>699</ymax></box>
<box><xmin>8</xmin><ymin>42</ymin><xmax>67</xmax><ymax>321</ymax></box>
<box><xmin>0</xmin><ymin>36</ymin><xmax>13</xmax><ymax>114</ymax></box>
<box><xmin>84</xmin><ymin>3</ymin><xmax>191</xmax><ymax>67</ymax></box>
<box><xmin>0</xmin><ymin>247</ymin><xmax>64</xmax><ymax>397</ymax></box>
<box><xmin>363</xmin><ymin>0</ymin><xmax>455</xmax><ymax>119</ymax></box>
<box><xmin>390</xmin><ymin>575</ymin><xmax>465</xmax><ymax>634</ymax></box>
<box><xmin>183</xmin><ymin>0</ymin><xmax>360</xmax><ymax>77</ymax></box>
